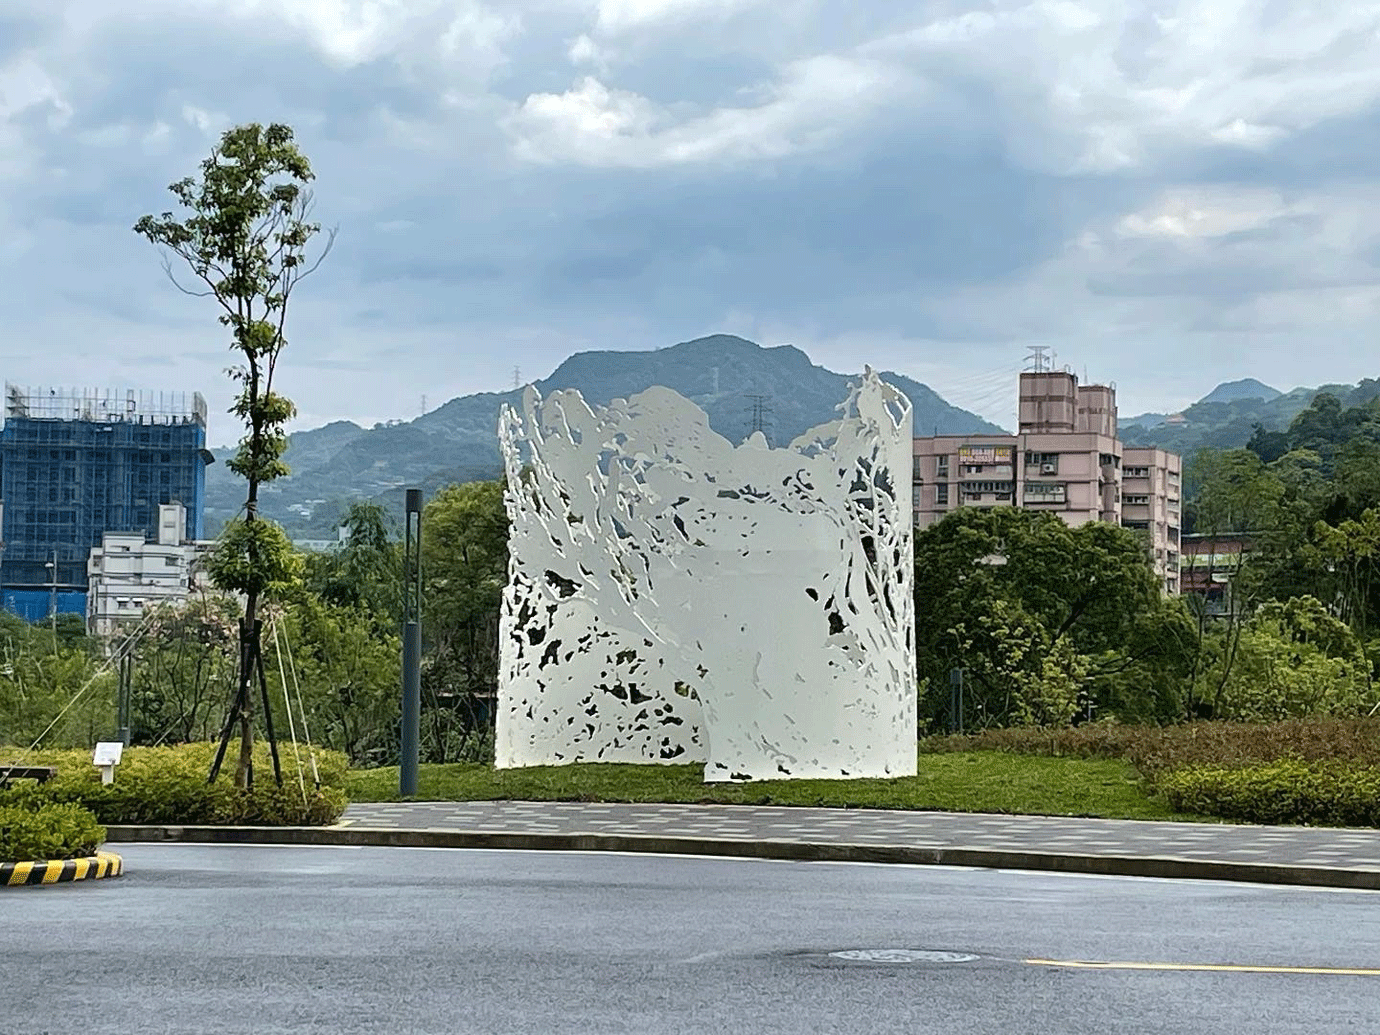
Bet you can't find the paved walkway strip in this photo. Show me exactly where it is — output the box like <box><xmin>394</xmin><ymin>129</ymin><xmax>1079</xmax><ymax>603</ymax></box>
<box><xmin>103</xmin><ymin>801</ymin><xmax>1380</xmax><ymax>890</ymax></box>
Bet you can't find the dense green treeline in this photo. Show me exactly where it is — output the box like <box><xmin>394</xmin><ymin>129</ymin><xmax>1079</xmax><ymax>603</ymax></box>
<box><xmin>919</xmin><ymin>389</ymin><xmax>1380</xmax><ymax>733</ymax></box>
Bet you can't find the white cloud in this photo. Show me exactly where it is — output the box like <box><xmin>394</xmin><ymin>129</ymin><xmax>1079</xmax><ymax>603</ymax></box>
<box><xmin>567</xmin><ymin>33</ymin><xmax>608</xmax><ymax>70</ymax></box>
<box><xmin>1114</xmin><ymin>189</ymin><xmax>1297</xmax><ymax>241</ymax></box>
<box><xmin>508</xmin><ymin>77</ymin><xmax>664</xmax><ymax>163</ymax></box>
<box><xmin>191</xmin><ymin>0</ymin><xmax>512</xmax><ymax>71</ymax></box>
<box><xmin>592</xmin><ymin>0</ymin><xmax>764</xmax><ymax>36</ymax></box>
<box><xmin>507</xmin><ymin>53</ymin><xmax>912</xmax><ymax>167</ymax></box>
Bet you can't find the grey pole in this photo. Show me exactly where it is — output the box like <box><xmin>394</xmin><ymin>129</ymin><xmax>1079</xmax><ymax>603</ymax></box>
<box><xmin>949</xmin><ymin>667</ymin><xmax>965</xmax><ymax>734</ymax></box>
<box><xmin>400</xmin><ymin>488</ymin><xmax>423</xmax><ymax>798</ymax></box>
<box><xmin>117</xmin><ymin>651</ymin><xmax>132</xmax><ymax>747</ymax></box>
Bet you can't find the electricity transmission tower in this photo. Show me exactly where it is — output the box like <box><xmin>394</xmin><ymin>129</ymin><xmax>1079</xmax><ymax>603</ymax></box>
<box><xmin>1025</xmin><ymin>345</ymin><xmax>1052</xmax><ymax>373</ymax></box>
<box><xmin>746</xmin><ymin>394</ymin><xmax>773</xmax><ymax>444</ymax></box>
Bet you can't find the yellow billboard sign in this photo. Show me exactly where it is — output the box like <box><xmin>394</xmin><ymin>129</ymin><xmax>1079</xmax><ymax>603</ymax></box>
<box><xmin>957</xmin><ymin>445</ymin><xmax>1014</xmax><ymax>465</ymax></box>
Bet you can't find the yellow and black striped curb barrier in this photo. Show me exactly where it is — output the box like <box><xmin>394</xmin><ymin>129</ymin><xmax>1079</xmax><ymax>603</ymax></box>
<box><xmin>2</xmin><ymin>852</ymin><xmax>123</xmax><ymax>887</ymax></box>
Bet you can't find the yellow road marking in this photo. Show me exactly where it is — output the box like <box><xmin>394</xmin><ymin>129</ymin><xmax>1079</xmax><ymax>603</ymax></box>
<box><xmin>1026</xmin><ymin>959</ymin><xmax>1380</xmax><ymax>977</ymax></box>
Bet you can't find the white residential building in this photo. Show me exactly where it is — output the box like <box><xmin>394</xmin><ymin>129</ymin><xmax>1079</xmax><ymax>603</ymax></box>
<box><xmin>86</xmin><ymin>502</ymin><xmax>214</xmax><ymax>637</ymax></box>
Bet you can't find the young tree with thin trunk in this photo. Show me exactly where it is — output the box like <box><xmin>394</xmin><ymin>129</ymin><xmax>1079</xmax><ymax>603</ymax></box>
<box><xmin>134</xmin><ymin>123</ymin><xmax>333</xmax><ymax>788</ymax></box>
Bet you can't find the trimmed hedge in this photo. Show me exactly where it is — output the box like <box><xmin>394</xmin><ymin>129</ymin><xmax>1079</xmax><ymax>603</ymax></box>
<box><xmin>1159</xmin><ymin>759</ymin><xmax>1380</xmax><ymax>828</ymax></box>
<box><xmin>0</xmin><ymin>802</ymin><xmax>106</xmax><ymax>862</ymax></box>
<box><xmin>921</xmin><ymin>717</ymin><xmax>1380</xmax><ymax>779</ymax></box>
<box><xmin>0</xmin><ymin>742</ymin><xmax>349</xmax><ymax>827</ymax></box>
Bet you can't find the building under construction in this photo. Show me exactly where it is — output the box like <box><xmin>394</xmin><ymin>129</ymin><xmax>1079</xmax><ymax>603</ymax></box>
<box><xmin>0</xmin><ymin>385</ymin><xmax>213</xmax><ymax>621</ymax></box>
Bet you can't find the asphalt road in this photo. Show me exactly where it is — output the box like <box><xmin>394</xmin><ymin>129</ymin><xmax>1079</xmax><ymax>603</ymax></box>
<box><xmin>6</xmin><ymin>845</ymin><xmax>1380</xmax><ymax>1035</ymax></box>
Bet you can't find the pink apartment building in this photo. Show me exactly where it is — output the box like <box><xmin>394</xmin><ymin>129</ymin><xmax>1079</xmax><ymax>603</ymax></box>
<box><xmin>913</xmin><ymin>371</ymin><xmax>1182</xmax><ymax>594</ymax></box>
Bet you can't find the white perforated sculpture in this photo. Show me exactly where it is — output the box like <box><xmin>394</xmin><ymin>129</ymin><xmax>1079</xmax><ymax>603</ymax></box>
<box><xmin>496</xmin><ymin>369</ymin><xmax>916</xmax><ymax>782</ymax></box>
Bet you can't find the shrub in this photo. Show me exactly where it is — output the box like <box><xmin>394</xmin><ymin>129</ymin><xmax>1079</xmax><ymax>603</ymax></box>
<box><xmin>1205</xmin><ymin>597</ymin><xmax>1377</xmax><ymax>721</ymax></box>
<box><xmin>920</xmin><ymin>717</ymin><xmax>1380</xmax><ymax>782</ymax></box>
<box><xmin>0</xmin><ymin>742</ymin><xmax>349</xmax><ymax>827</ymax></box>
<box><xmin>1124</xmin><ymin>718</ymin><xmax>1380</xmax><ymax>782</ymax></box>
<box><xmin>1160</xmin><ymin>760</ymin><xmax>1380</xmax><ymax>827</ymax></box>
<box><xmin>0</xmin><ymin>802</ymin><xmax>105</xmax><ymax>861</ymax></box>
<box><xmin>919</xmin><ymin>720</ymin><xmax>1151</xmax><ymax>761</ymax></box>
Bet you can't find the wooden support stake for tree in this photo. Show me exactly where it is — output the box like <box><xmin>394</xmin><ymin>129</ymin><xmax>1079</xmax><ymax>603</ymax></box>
<box><xmin>252</xmin><ymin>620</ymin><xmax>284</xmax><ymax>788</ymax></box>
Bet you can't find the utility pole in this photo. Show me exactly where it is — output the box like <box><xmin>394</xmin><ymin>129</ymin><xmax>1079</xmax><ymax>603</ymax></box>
<box><xmin>400</xmin><ymin>488</ymin><xmax>423</xmax><ymax>797</ymax></box>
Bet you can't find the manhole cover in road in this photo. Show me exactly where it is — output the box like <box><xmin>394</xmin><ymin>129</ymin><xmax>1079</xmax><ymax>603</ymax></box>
<box><xmin>829</xmin><ymin>950</ymin><xmax>981</xmax><ymax>965</ymax></box>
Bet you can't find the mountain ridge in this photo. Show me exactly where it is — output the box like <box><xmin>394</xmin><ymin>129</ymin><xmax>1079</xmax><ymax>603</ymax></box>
<box><xmin>207</xmin><ymin>334</ymin><xmax>1005</xmax><ymax>537</ymax></box>
<box><xmin>1121</xmin><ymin>377</ymin><xmax>1380</xmax><ymax>455</ymax></box>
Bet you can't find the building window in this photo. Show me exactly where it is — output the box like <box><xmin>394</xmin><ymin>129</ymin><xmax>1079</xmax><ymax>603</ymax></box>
<box><xmin>936</xmin><ymin>484</ymin><xmax>949</xmax><ymax>505</ymax></box>
<box><xmin>1125</xmin><ymin>495</ymin><xmax>1150</xmax><ymax>505</ymax></box>
<box><xmin>964</xmin><ymin>481</ymin><xmax>1015</xmax><ymax>497</ymax></box>
<box><xmin>1024</xmin><ymin>482</ymin><xmax>1067</xmax><ymax>503</ymax></box>
<box><xmin>936</xmin><ymin>455</ymin><xmax>949</xmax><ymax>477</ymax></box>
<box><xmin>1125</xmin><ymin>466</ymin><xmax>1149</xmax><ymax>478</ymax></box>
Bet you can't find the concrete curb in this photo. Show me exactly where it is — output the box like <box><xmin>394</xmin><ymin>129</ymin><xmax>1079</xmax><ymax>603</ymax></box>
<box><xmin>2</xmin><ymin>851</ymin><xmax>124</xmax><ymax>887</ymax></box>
<box><xmin>104</xmin><ymin>825</ymin><xmax>1380</xmax><ymax>891</ymax></box>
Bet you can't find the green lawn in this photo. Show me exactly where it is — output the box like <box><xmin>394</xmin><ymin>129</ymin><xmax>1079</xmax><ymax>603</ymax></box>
<box><xmin>346</xmin><ymin>752</ymin><xmax>1191</xmax><ymax>821</ymax></box>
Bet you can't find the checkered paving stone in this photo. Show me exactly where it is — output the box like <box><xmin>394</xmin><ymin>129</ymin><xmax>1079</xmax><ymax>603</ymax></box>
<box><xmin>339</xmin><ymin>801</ymin><xmax>1380</xmax><ymax>871</ymax></box>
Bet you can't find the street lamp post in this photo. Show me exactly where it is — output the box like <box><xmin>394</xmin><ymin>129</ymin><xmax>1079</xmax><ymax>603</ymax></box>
<box><xmin>45</xmin><ymin>548</ymin><xmax>57</xmax><ymax>645</ymax></box>
<box><xmin>400</xmin><ymin>488</ymin><xmax>423</xmax><ymax>798</ymax></box>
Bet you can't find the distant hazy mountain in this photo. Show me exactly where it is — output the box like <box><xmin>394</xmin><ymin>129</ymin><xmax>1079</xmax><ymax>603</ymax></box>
<box><xmin>205</xmin><ymin>334</ymin><xmax>1004</xmax><ymax>536</ymax></box>
<box><xmin>1198</xmin><ymin>378</ymin><xmax>1282</xmax><ymax>405</ymax></box>
<box><xmin>1121</xmin><ymin>378</ymin><xmax>1380</xmax><ymax>456</ymax></box>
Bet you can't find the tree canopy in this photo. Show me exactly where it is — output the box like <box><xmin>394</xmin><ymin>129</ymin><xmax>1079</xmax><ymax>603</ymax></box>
<box><xmin>134</xmin><ymin>122</ymin><xmax>331</xmax><ymax>787</ymax></box>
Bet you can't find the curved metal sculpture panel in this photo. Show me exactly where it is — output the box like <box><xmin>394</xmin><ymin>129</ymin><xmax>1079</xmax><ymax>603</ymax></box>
<box><xmin>496</xmin><ymin>369</ymin><xmax>915</xmax><ymax>782</ymax></box>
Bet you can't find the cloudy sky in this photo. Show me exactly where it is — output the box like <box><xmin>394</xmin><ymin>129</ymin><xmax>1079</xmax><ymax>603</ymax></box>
<box><xmin>4</xmin><ymin>0</ymin><xmax>1380</xmax><ymax>439</ymax></box>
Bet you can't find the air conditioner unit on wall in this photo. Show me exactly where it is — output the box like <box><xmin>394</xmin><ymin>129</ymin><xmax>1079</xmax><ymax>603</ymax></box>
<box><xmin>1041</xmin><ymin>463</ymin><xmax>1057</xmax><ymax>474</ymax></box>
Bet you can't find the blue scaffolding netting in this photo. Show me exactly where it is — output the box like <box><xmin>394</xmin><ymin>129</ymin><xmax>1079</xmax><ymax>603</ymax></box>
<box><xmin>0</xmin><ymin>385</ymin><xmax>212</xmax><ymax>613</ymax></box>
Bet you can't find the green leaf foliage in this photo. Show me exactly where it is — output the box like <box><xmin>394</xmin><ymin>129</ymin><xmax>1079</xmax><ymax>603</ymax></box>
<box><xmin>1204</xmin><ymin>596</ymin><xmax>1376</xmax><ymax>721</ymax></box>
<box><xmin>0</xmin><ymin>802</ymin><xmax>105</xmax><ymax>862</ymax></box>
<box><xmin>129</xmin><ymin>596</ymin><xmax>241</xmax><ymax>745</ymax></box>
<box><xmin>265</xmin><ymin>595</ymin><xmax>401</xmax><ymax>768</ymax></box>
<box><xmin>1160</xmin><ymin>759</ymin><xmax>1380</xmax><ymax>827</ymax></box>
<box><xmin>302</xmin><ymin>502</ymin><xmax>402</xmax><ymax>627</ymax></box>
<box><xmin>419</xmin><ymin>481</ymin><xmax>509</xmax><ymax>762</ymax></box>
<box><xmin>1</xmin><ymin>743</ymin><xmax>349</xmax><ymax>826</ymax></box>
<box><xmin>914</xmin><ymin>507</ymin><xmax>1192</xmax><ymax>729</ymax></box>
<box><xmin>205</xmin><ymin>518</ymin><xmax>304</xmax><ymax>598</ymax></box>
<box><xmin>0</xmin><ymin>611</ymin><xmax>116</xmax><ymax>749</ymax></box>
